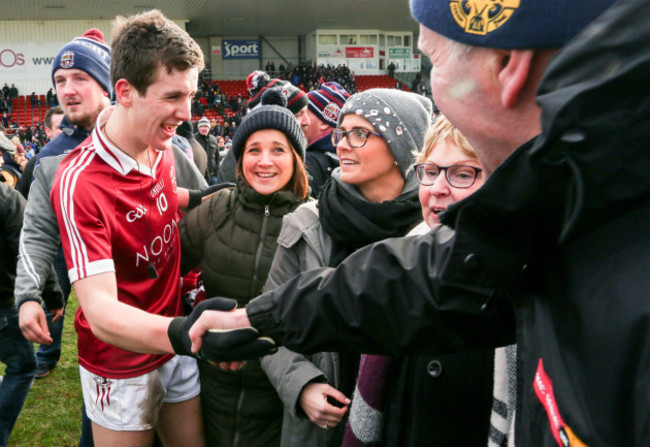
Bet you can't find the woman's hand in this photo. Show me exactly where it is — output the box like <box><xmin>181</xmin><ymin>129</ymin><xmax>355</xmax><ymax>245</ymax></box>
<box><xmin>299</xmin><ymin>382</ymin><xmax>351</xmax><ymax>429</ymax></box>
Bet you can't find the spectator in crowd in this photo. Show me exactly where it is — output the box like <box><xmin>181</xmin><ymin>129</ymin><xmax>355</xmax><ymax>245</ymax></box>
<box><xmin>10</xmin><ymin>138</ymin><xmax>27</xmax><ymax>171</ymax></box>
<box><xmin>29</xmin><ymin>92</ymin><xmax>42</xmax><ymax>109</ymax></box>
<box><xmin>24</xmin><ymin>126</ymin><xmax>32</xmax><ymax>145</ymax></box>
<box><xmin>387</xmin><ymin>61</ymin><xmax>396</xmax><ymax>78</ymax></box>
<box><xmin>43</xmin><ymin>106</ymin><xmax>65</xmax><ymax>142</ymax></box>
<box><xmin>218</xmin><ymin>71</ymin><xmax>310</xmax><ymax>183</ymax></box>
<box><xmin>45</xmin><ymin>88</ymin><xmax>54</xmax><ymax>107</ymax></box>
<box><xmin>341</xmin><ymin>115</ymin><xmax>496</xmax><ymax>447</ymax></box>
<box><xmin>17</xmin><ymin>105</ymin><xmax>66</xmax><ymax>197</ymax></box>
<box><xmin>217</xmin><ymin>136</ymin><xmax>227</xmax><ymax>163</ymax></box>
<box><xmin>210</xmin><ymin>118</ymin><xmax>223</xmax><ymax>137</ymax></box>
<box><xmin>8</xmin><ymin>85</ymin><xmax>18</xmax><ymax>101</ymax></box>
<box><xmin>178</xmin><ymin>89</ymin><xmax>310</xmax><ymax>447</ymax></box>
<box><xmin>0</xmin><ymin>97</ymin><xmax>8</xmax><ymax>117</ymax></box>
<box><xmin>177</xmin><ymin>120</ymin><xmax>208</xmax><ymax>178</ymax></box>
<box><xmin>195</xmin><ymin>116</ymin><xmax>219</xmax><ymax>184</ymax></box>
<box><xmin>1</xmin><ymin>84</ymin><xmax>8</xmax><ymax>99</ymax></box>
<box><xmin>0</xmin><ymin>183</ymin><xmax>62</xmax><ymax>447</ymax></box>
<box><xmin>30</xmin><ymin>28</ymin><xmax>114</xmax><ymax>380</ymax></box>
<box><xmin>192</xmin><ymin>97</ymin><xmax>205</xmax><ymax>118</ymax></box>
<box><xmin>0</xmin><ymin>136</ymin><xmax>23</xmax><ymax>188</ymax></box>
<box><xmin>1</xmin><ymin>113</ymin><xmax>9</xmax><ymax>129</ymax></box>
<box><xmin>262</xmin><ymin>88</ymin><xmax>431</xmax><ymax>447</ymax></box>
<box><xmin>302</xmin><ymin>81</ymin><xmax>350</xmax><ymax>197</ymax></box>
<box><xmin>187</xmin><ymin>1</ymin><xmax>650</xmax><ymax>446</ymax></box>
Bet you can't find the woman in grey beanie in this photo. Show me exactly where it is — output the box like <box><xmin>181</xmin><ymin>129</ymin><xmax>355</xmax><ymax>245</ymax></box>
<box><xmin>260</xmin><ymin>88</ymin><xmax>433</xmax><ymax>447</ymax></box>
<box><xmin>177</xmin><ymin>89</ymin><xmax>310</xmax><ymax>447</ymax></box>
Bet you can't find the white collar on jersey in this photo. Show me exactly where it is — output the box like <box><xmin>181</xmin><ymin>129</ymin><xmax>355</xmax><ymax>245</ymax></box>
<box><xmin>91</xmin><ymin>106</ymin><xmax>163</xmax><ymax>178</ymax></box>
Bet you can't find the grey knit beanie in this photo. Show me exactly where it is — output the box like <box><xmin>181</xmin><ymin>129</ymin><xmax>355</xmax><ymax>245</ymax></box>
<box><xmin>338</xmin><ymin>89</ymin><xmax>433</xmax><ymax>178</ymax></box>
<box><xmin>231</xmin><ymin>88</ymin><xmax>307</xmax><ymax>162</ymax></box>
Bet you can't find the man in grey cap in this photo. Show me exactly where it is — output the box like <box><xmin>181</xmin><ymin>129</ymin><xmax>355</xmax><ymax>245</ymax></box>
<box><xmin>183</xmin><ymin>0</ymin><xmax>650</xmax><ymax>445</ymax></box>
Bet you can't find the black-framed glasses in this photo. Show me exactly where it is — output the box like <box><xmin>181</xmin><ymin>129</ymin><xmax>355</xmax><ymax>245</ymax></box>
<box><xmin>414</xmin><ymin>163</ymin><xmax>483</xmax><ymax>189</ymax></box>
<box><xmin>331</xmin><ymin>128</ymin><xmax>382</xmax><ymax>148</ymax></box>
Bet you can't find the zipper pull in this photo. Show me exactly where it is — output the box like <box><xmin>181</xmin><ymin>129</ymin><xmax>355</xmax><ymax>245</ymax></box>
<box><xmin>264</xmin><ymin>204</ymin><xmax>270</xmax><ymax>216</ymax></box>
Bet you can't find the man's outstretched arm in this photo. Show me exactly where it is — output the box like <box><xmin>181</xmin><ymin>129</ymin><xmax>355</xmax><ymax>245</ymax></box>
<box><xmin>189</xmin><ymin>227</ymin><xmax>518</xmax><ymax>358</ymax></box>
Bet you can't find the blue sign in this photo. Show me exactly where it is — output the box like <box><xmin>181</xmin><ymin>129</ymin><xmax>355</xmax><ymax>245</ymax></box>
<box><xmin>222</xmin><ymin>40</ymin><xmax>260</xmax><ymax>59</ymax></box>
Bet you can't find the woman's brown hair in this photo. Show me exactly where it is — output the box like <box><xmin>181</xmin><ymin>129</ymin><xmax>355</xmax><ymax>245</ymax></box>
<box><xmin>236</xmin><ymin>141</ymin><xmax>310</xmax><ymax>200</ymax></box>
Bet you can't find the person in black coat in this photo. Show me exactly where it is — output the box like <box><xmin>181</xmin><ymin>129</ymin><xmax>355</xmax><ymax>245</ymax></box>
<box><xmin>194</xmin><ymin>116</ymin><xmax>219</xmax><ymax>183</ymax></box>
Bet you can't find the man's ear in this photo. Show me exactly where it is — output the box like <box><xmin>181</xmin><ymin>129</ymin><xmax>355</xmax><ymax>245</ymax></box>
<box><xmin>498</xmin><ymin>49</ymin><xmax>534</xmax><ymax>108</ymax></box>
<box><xmin>320</xmin><ymin>120</ymin><xmax>332</xmax><ymax>134</ymax></box>
<box><xmin>114</xmin><ymin>79</ymin><xmax>133</xmax><ymax>107</ymax></box>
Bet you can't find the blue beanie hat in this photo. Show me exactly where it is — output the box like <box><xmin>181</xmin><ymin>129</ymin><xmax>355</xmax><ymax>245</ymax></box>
<box><xmin>52</xmin><ymin>29</ymin><xmax>112</xmax><ymax>96</ymax></box>
<box><xmin>410</xmin><ymin>0</ymin><xmax>617</xmax><ymax>49</ymax></box>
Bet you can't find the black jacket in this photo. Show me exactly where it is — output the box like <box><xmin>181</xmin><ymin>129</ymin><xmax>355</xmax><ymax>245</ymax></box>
<box><xmin>305</xmin><ymin>133</ymin><xmax>338</xmax><ymax>198</ymax></box>
<box><xmin>0</xmin><ymin>184</ymin><xmax>62</xmax><ymax>310</ymax></box>
<box><xmin>247</xmin><ymin>2</ymin><xmax>650</xmax><ymax>445</ymax></box>
<box><xmin>195</xmin><ymin>132</ymin><xmax>219</xmax><ymax>179</ymax></box>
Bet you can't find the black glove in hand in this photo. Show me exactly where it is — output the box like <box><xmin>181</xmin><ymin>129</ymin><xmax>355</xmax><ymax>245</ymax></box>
<box><xmin>187</xmin><ymin>182</ymin><xmax>235</xmax><ymax>209</ymax></box>
<box><xmin>167</xmin><ymin>297</ymin><xmax>276</xmax><ymax>362</ymax></box>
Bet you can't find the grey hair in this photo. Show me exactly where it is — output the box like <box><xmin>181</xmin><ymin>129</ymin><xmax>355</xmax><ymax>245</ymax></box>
<box><xmin>445</xmin><ymin>38</ymin><xmax>474</xmax><ymax>58</ymax></box>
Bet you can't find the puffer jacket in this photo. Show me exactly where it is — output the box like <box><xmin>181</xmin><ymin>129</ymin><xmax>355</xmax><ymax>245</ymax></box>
<box><xmin>178</xmin><ymin>177</ymin><xmax>308</xmax><ymax>447</ymax></box>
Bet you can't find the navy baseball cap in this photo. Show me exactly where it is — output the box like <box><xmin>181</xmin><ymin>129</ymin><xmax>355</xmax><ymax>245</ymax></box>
<box><xmin>410</xmin><ymin>0</ymin><xmax>617</xmax><ymax>49</ymax></box>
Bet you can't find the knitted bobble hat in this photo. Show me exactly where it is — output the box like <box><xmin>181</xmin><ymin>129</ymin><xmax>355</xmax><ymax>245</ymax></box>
<box><xmin>338</xmin><ymin>89</ymin><xmax>433</xmax><ymax>179</ymax></box>
<box><xmin>247</xmin><ymin>74</ymin><xmax>308</xmax><ymax>115</ymax></box>
<box><xmin>52</xmin><ymin>28</ymin><xmax>112</xmax><ymax>96</ymax></box>
<box><xmin>231</xmin><ymin>88</ymin><xmax>307</xmax><ymax>162</ymax></box>
<box><xmin>307</xmin><ymin>82</ymin><xmax>351</xmax><ymax>127</ymax></box>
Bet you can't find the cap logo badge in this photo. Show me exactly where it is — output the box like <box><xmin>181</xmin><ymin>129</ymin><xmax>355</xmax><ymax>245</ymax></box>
<box><xmin>323</xmin><ymin>103</ymin><xmax>341</xmax><ymax>122</ymax></box>
<box><xmin>60</xmin><ymin>51</ymin><xmax>75</xmax><ymax>68</ymax></box>
<box><xmin>449</xmin><ymin>0</ymin><xmax>520</xmax><ymax>36</ymax></box>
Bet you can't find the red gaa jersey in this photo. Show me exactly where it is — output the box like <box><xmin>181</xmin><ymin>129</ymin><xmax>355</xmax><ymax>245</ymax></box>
<box><xmin>51</xmin><ymin>108</ymin><xmax>182</xmax><ymax>379</ymax></box>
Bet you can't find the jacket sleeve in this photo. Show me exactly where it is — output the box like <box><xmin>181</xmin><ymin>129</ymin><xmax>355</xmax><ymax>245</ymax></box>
<box><xmin>209</xmin><ymin>137</ymin><xmax>220</xmax><ymax>177</ymax></box>
<box><xmin>261</xmin><ymin>213</ymin><xmax>330</xmax><ymax>418</ymax></box>
<box><xmin>15</xmin><ymin>156</ymin><xmax>65</xmax><ymax>309</ymax></box>
<box><xmin>305</xmin><ymin>153</ymin><xmax>329</xmax><ymax>198</ymax></box>
<box><xmin>1</xmin><ymin>183</ymin><xmax>25</xmax><ymax>259</ymax></box>
<box><xmin>172</xmin><ymin>144</ymin><xmax>208</xmax><ymax>190</ymax></box>
<box><xmin>178</xmin><ymin>189</ymin><xmax>229</xmax><ymax>276</ymax></box>
<box><xmin>217</xmin><ymin>149</ymin><xmax>237</xmax><ymax>183</ymax></box>
<box><xmin>247</xmin><ymin>226</ymin><xmax>518</xmax><ymax>357</ymax></box>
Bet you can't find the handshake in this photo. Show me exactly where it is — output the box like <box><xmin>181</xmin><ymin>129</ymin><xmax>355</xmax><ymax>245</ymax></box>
<box><xmin>167</xmin><ymin>297</ymin><xmax>276</xmax><ymax>363</ymax></box>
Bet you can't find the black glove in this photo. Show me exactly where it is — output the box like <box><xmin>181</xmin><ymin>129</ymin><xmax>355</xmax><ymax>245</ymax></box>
<box><xmin>187</xmin><ymin>182</ymin><xmax>235</xmax><ymax>209</ymax></box>
<box><xmin>168</xmin><ymin>297</ymin><xmax>276</xmax><ymax>362</ymax></box>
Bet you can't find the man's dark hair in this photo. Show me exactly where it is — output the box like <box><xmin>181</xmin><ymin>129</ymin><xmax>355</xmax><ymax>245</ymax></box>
<box><xmin>44</xmin><ymin>106</ymin><xmax>64</xmax><ymax>130</ymax></box>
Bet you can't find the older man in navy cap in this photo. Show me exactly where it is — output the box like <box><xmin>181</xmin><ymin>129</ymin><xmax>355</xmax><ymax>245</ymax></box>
<box><xmin>181</xmin><ymin>1</ymin><xmax>650</xmax><ymax>445</ymax></box>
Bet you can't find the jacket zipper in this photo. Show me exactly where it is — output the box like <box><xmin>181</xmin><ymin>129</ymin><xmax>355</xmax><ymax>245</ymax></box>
<box><xmin>249</xmin><ymin>202</ymin><xmax>270</xmax><ymax>297</ymax></box>
<box><xmin>232</xmin><ymin>366</ymin><xmax>247</xmax><ymax>447</ymax></box>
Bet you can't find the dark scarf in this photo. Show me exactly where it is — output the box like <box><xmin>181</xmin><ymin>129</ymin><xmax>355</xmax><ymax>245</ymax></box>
<box><xmin>318</xmin><ymin>171</ymin><xmax>422</xmax><ymax>267</ymax></box>
<box><xmin>318</xmin><ymin>170</ymin><xmax>421</xmax><ymax>447</ymax></box>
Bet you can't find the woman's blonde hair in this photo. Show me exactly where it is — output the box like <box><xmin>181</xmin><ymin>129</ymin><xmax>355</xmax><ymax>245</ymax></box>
<box><xmin>414</xmin><ymin>115</ymin><xmax>476</xmax><ymax>164</ymax></box>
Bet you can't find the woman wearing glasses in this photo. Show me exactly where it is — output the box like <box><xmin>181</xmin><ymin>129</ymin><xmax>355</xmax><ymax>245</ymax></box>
<box><xmin>343</xmin><ymin>116</ymin><xmax>506</xmax><ymax>447</ymax></box>
<box><xmin>261</xmin><ymin>89</ymin><xmax>433</xmax><ymax>447</ymax></box>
